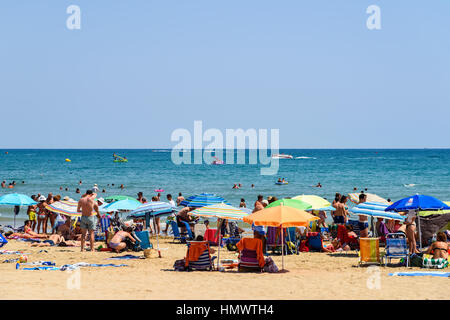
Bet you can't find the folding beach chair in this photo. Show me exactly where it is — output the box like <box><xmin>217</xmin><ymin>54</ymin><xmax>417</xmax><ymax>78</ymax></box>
<box><xmin>306</xmin><ymin>232</ymin><xmax>323</xmax><ymax>252</ymax></box>
<box><xmin>236</xmin><ymin>238</ymin><xmax>265</xmax><ymax>272</ymax></box>
<box><xmin>181</xmin><ymin>221</ymin><xmax>194</xmax><ymax>240</ymax></box>
<box><xmin>266</xmin><ymin>226</ymin><xmax>285</xmax><ymax>254</ymax></box>
<box><xmin>383</xmin><ymin>233</ymin><xmax>409</xmax><ymax>267</ymax></box>
<box><xmin>134</xmin><ymin>230</ymin><xmax>153</xmax><ymax>250</ymax></box>
<box><xmin>359</xmin><ymin>238</ymin><xmax>381</xmax><ymax>266</ymax></box>
<box><xmin>194</xmin><ymin>223</ymin><xmax>207</xmax><ymax>238</ymax></box>
<box><xmin>185</xmin><ymin>241</ymin><xmax>216</xmax><ymax>271</ymax></box>
<box><xmin>170</xmin><ymin>221</ymin><xmax>187</xmax><ymax>243</ymax></box>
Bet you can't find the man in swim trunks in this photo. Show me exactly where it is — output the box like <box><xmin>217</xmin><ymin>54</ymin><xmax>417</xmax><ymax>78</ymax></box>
<box><xmin>332</xmin><ymin>195</ymin><xmax>348</xmax><ymax>225</ymax></box>
<box><xmin>176</xmin><ymin>192</ymin><xmax>184</xmax><ymax>206</ymax></box>
<box><xmin>77</xmin><ymin>190</ymin><xmax>102</xmax><ymax>252</ymax></box>
<box><xmin>357</xmin><ymin>193</ymin><xmax>369</xmax><ymax>237</ymax></box>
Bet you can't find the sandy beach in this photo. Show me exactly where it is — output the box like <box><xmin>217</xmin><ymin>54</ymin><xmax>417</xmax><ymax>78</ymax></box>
<box><xmin>1</xmin><ymin>236</ymin><xmax>447</xmax><ymax>300</ymax></box>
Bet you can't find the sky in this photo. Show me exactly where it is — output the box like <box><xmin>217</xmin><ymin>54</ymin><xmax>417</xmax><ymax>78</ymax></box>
<box><xmin>0</xmin><ymin>0</ymin><xmax>449</xmax><ymax>149</ymax></box>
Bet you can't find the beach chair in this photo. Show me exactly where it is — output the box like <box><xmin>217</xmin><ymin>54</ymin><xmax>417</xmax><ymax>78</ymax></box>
<box><xmin>170</xmin><ymin>221</ymin><xmax>187</xmax><ymax>243</ymax></box>
<box><xmin>134</xmin><ymin>230</ymin><xmax>153</xmax><ymax>250</ymax></box>
<box><xmin>266</xmin><ymin>226</ymin><xmax>285</xmax><ymax>254</ymax></box>
<box><xmin>383</xmin><ymin>233</ymin><xmax>409</xmax><ymax>267</ymax></box>
<box><xmin>181</xmin><ymin>221</ymin><xmax>194</xmax><ymax>240</ymax></box>
<box><xmin>194</xmin><ymin>223</ymin><xmax>207</xmax><ymax>238</ymax></box>
<box><xmin>359</xmin><ymin>238</ymin><xmax>381</xmax><ymax>266</ymax></box>
<box><xmin>284</xmin><ymin>227</ymin><xmax>298</xmax><ymax>254</ymax></box>
<box><xmin>236</xmin><ymin>238</ymin><xmax>265</xmax><ymax>272</ymax></box>
<box><xmin>306</xmin><ymin>232</ymin><xmax>323</xmax><ymax>252</ymax></box>
<box><xmin>185</xmin><ymin>241</ymin><xmax>216</xmax><ymax>271</ymax></box>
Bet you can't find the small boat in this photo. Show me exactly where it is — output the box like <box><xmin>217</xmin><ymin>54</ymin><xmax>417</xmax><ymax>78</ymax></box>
<box><xmin>113</xmin><ymin>153</ymin><xmax>128</xmax><ymax>163</ymax></box>
<box><xmin>211</xmin><ymin>156</ymin><xmax>224</xmax><ymax>165</ymax></box>
<box><xmin>271</xmin><ymin>153</ymin><xmax>293</xmax><ymax>159</ymax></box>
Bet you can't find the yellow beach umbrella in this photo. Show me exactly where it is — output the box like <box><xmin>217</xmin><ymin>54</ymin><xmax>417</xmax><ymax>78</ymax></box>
<box><xmin>292</xmin><ymin>195</ymin><xmax>331</xmax><ymax>210</ymax></box>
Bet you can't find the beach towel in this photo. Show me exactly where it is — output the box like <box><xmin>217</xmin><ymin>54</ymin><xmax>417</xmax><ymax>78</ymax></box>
<box><xmin>389</xmin><ymin>271</ymin><xmax>450</xmax><ymax>277</ymax></box>
<box><xmin>422</xmin><ymin>257</ymin><xmax>449</xmax><ymax>269</ymax></box>
<box><xmin>60</xmin><ymin>262</ymin><xmax>128</xmax><ymax>271</ymax></box>
<box><xmin>236</xmin><ymin>238</ymin><xmax>265</xmax><ymax>268</ymax></box>
<box><xmin>0</xmin><ymin>250</ymin><xmax>28</xmax><ymax>255</ymax></box>
<box><xmin>107</xmin><ymin>254</ymin><xmax>142</xmax><ymax>260</ymax></box>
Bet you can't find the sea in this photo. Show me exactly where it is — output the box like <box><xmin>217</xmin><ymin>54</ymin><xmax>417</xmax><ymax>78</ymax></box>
<box><xmin>1</xmin><ymin>149</ymin><xmax>449</xmax><ymax>226</ymax></box>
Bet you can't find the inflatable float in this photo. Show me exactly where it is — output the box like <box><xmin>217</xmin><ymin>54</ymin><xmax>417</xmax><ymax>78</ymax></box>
<box><xmin>275</xmin><ymin>181</ymin><xmax>288</xmax><ymax>185</ymax></box>
<box><xmin>113</xmin><ymin>154</ymin><xmax>128</xmax><ymax>163</ymax></box>
<box><xmin>65</xmin><ymin>159</ymin><xmax>71</xmax><ymax>162</ymax></box>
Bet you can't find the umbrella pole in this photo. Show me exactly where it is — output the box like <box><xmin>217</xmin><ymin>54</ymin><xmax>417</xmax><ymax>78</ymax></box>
<box><xmin>417</xmin><ymin>209</ymin><xmax>422</xmax><ymax>250</ymax></box>
<box><xmin>281</xmin><ymin>227</ymin><xmax>284</xmax><ymax>270</ymax></box>
<box><xmin>13</xmin><ymin>211</ymin><xmax>16</xmax><ymax>229</ymax></box>
<box><xmin>217</xmin><ymin>219</ymin><xmax>223</xmax><ymax>270</ymax></box>
<box><xmin>152</xmin><ymin>217</ymin><xmax>161</xmax><ymax>258</ymax></box>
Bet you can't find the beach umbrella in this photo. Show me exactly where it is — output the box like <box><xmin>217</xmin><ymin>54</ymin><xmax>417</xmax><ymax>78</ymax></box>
<box><xmin>179</xmin><ymin>193</ymin><xmax>229</xmax><ymax>208</ymax></box>
<box><xmin>385</xmin><ymin>195</ymin><xmax>450</xmax><ymax>248</ymax></box>
<box><xmin>292</xmin><ymin>195</ymin><xmax>331</xmax><ymax>210</ymax></box>
<box><xmin>0</xmin><ymin>193</ymin><xmax>37</xmax><ymax>228</ymax></box>
<box><xmin>348</xmin><ymin>193</ymin><xmax>389</xmax><ymax>204</ymax></box>
<box><xmin>100</xmin><ymin>199</ymin><xmax>141</xmax><ymax>213</ymax></box>
<box><xmin>243</xmin><ymin>204</ymin><xmax>319</xmax><ymax>270</ymax></box>
<box><xmin>45</xmin><ymin>200</ymin><xmax>82</xmax><ymax>217</ymax></box>
<box><xmin>267</xmin><ymin>198</ymin><xmax>312</xmax><ymax>211</ymax></box>
<box><xmin>104</xmin><ymin>195</ymin><xmax>135</xmax><ymax>203</ymax></box>
<box><xmin>189</xmin><ymin>203</ymin><xmax>249</xmax><ymax>269</ymax></box>
<box><xmin>129</xmin><ymin>201</ymin><xmax>175</xmax><ymax>257</ymax></box>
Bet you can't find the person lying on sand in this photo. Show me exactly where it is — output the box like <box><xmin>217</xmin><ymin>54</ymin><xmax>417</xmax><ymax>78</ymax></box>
<box><xmin>31</xmin><ymin>234</ymin><xmax>81</xmax><ymax>247</ymax></box>
<box><xmin>10</xmin><ymin>220</ymin><xmax>49</xmax><ymax>239</ymax></box>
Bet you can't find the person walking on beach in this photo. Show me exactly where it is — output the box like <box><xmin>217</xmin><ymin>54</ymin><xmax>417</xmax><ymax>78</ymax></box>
<box><xmin>357</xmin><ymin>193</ymin><xmax>369</xmax><ymax>237</ymax></box>
<box><xmin>77</xmin><ymin>190</ymin><xmax>102</xmax><ymax>252</ymax></box>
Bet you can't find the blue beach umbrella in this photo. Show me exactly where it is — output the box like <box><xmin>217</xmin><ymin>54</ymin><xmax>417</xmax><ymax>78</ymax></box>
<box><xmin>385</xmin><ymin>195</ymin><xmax>450</xmax><ymax>248</ymax></box>
<box><xmin>100</xmin><ymin>199</ymin><xmax>141</xmax><ymax>213</ymax></box>
<box><xmin>179</xmin><ymin>193</ymin><xmax>229</xmax><ymax>208</ymax></box>
<box><xmin>129</xmin><ymin>201</ymin><xmax>175</xmax><ymax>256</ymax></box>
<box><xmin>0</xmin><ymin>193</ymin><xmax>37</xmax><ymax>228</ymax></box>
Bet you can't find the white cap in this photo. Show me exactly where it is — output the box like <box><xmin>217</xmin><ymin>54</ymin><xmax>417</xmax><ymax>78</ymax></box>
<box><xmin>38</xmin><ymin>195</ymin><xmax>46</xmax><ymax>201</ymax></box>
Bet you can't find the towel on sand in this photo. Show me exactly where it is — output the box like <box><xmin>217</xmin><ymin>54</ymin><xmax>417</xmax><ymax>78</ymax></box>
<box><xmin>389</xmin><ymin>271</ymin><xmax>449</xmax><ymax>277</ymax></box>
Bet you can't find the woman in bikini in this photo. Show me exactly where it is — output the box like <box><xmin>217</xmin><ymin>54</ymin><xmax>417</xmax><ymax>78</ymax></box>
<box><xmin>400</xmin><ymin>210</ymin><xmax>420</xmax><ymax>254</ymax></box>
<box><xmin>36</xmin><ymin>196</ymin><xmax>47</xmax><ymax>234</ymax></box>
<box><xmin>108</xmin><ymin>229</ymin><xmax>136</xmax><ymax>253</ymax></box>
<box><xmin>425</xmin><ymin>232</ymin><xmax>449</xmax><ymax>260</ymax></box>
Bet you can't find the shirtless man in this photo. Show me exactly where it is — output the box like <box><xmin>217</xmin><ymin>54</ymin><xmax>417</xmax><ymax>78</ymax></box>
<box><xmin>77</xmin><ymin>190</ymin><xmax>101</xmax><ymax>252</ymax></box>
<box><xmin>176</xmin><ymin>193</ymin><xmax>184</xmax><ymax>206</ymax></box>
<box><xmin>357</xmin><ymin>193</ymin><xmax>369</xmax><ymax>237</ymax></box>
<box><xmin>1</xmin><ymin>181</ymin><xmax>5</xmax><ymax>188</ymax></box>
<box><xmin>332</xmin><ymin>195</ymin><xmax>348</xmax><ymax>225</ymax></box>
<box><xmin>253</xmin><ymin>195</ymin><xmax>264</xmax><ymax>213</ymax></box>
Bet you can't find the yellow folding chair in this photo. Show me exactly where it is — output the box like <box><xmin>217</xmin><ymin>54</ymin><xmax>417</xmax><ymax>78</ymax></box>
<box><xmin>359</xmin><ymin>238</ymin><xmax>381</xmax><ymax>266</ymax></box>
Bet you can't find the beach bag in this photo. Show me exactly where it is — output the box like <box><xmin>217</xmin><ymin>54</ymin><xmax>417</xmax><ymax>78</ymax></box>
<box><xmin>263</xmin><ymin>257</ymin><xmax>279</xmax><ymax>273</ymax></box>
<box><xmin>173</xmin><ymin>259</ymin><xmax>186</xmax><ymax>271</ymax></box>
<box><xmin>410</xmin><ymin>253</ymin><xmax>423</xmax><ymax>268</ymax></box>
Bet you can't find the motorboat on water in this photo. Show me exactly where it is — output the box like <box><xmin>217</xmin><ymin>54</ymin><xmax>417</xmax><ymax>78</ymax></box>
<box><xmin>271</xmin><ymin>153</ymin><xmax>293</xmax><ymax>159</ymax></box>
<box><xmin>211</xmin><ymin>156</ymin><xmax>224</xmax><ymax>165</ymax></box>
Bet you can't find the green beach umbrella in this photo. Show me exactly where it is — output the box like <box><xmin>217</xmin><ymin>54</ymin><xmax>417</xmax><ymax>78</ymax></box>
<box><xmin>266</xmin><ymin>198</ymin><xmax>313</xmax><ymax>211</ymax></box>
<box><xmin>104</xmin><ymin>195</ymin><xmax>136</xmax><ymax>203</ymax></box>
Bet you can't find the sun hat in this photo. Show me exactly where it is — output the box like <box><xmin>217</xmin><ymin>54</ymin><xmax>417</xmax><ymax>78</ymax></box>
<box><xmin>38</xmin><ymin>195</ymin><xmax>46</xmax><ymax>201</ymax></box>
<box><xmin>63</xmin><ymin>196</ymin><xmax>70</xmax><ymax>201</ymax></box>
<box><xmin>97</xmin><ymin>197</ymin><xmax>105</xmax><ymax>204</ymax></box>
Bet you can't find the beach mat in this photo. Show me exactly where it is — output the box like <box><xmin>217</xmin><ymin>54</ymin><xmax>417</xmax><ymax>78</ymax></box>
<box><xmin>389</xmin><ymin>271</ymin><xmax>450</xmax><ymax>278</ymax></box>
<box><xmin>107</xmin><ymin>254</ymin><xmax>142</xmax><ymax>260</ymax></box>
<box><xmin>0</xmin><ymin>250</ymin><xmax>29</xmax><ymax>255</ymax></box>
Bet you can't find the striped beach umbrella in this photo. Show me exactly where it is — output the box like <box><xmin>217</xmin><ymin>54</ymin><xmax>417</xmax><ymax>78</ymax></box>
<box><xmin>348</xmin><ymin>193</ymin><xmax>389</xmax><ymax>204</ymax></box>
<box><xmin>179</xmin><ymin>193</ymin><xmax>229</xmax><ymax>208</ymax></box>
<box><xmin>189</xmin><ymin>203</ymin><xmax>249</xmax><ymax>269</ymax></box>
<box><xmin>189</xmin><ymin>203</ymin><xmax>249</xmax><ymax>221</ymax></box>
<box><xmin>350</xmin><ymin>202</ymin><xmax>405</xmax><ymax>222</ymax></box>
<box><xmin>45</xmin><ymin>200</ymin><xmax>82</xmax><ymax>217</ymax></box>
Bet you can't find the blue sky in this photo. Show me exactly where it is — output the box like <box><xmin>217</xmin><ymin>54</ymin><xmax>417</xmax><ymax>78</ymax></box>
<box><xmin>1</xmin><ymin>1</ymin><xmax>449</xmax><ymax>148</ymax></box>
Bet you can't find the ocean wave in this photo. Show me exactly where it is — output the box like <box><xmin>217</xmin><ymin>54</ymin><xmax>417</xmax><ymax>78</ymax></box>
<box><xmin>295</xmin><ymin>156</ymin><xmax>316</xmax><ymax>159</ymax></box>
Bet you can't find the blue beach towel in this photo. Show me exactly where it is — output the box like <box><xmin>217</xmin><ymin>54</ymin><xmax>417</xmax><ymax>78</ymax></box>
<box><xmin>0</xmin><ymin>233</ymin><xmax>8</xmax><ymax>248</ymax></box>
<box><xmin>389</xmin><ymin>271</ymin><xmax>450</xmax><ymax>278</ymax></box>
<box><xmin>107</xmin><ymin>254</ymin><xmax>142</xmax><ymax>260</ymax></box>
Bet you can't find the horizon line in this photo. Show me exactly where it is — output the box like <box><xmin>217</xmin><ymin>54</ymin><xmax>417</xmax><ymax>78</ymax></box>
<box><xmin>1</xmin><ymin>147</ymin><xmax>450</xmax><ymax>150</ymax></box>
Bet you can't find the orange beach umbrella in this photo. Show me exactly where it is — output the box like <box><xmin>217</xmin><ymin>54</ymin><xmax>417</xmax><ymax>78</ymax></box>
<box><xmin>243</xmin><ymin>204</ymin><xmax>319</xmax><ymax>270</ymax></box>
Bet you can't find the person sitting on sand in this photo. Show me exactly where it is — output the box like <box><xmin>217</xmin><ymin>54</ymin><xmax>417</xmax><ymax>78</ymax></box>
<box><xmin>425</xmin><ymin>232</ymin><xmax>448</xmax><ymax>260</ymax></box>
<box><xmin>24</xmin><ymin>220</ymin><xmax>48</xmax><ymax>239</ymax></box>
<box><xmin>57</xmin><ymin>218</ymin><xmax>73</xmax><ymax>240</ymax></box>
<box><xmin>108</xmin><ymin>228</ymin><xmax>136</xmax><ymax>253</ymax></box>
<box><xmin>176</xmin><ymin>207</ymin><xmax>196</xmax><ymax>233</ymax></box>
